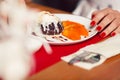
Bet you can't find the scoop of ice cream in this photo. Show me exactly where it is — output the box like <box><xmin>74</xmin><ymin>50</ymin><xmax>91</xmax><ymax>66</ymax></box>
<box><xmin>35</xmin><ymin>11</ymin><xmax>63</xmax><ymax>35</ymax></box>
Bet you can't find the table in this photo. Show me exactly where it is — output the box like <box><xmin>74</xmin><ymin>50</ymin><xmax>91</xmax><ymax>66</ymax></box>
<box><xmin>26</xmin><ymin>3</ymin><xmax>120</xmax><ymax>80</ymax></box>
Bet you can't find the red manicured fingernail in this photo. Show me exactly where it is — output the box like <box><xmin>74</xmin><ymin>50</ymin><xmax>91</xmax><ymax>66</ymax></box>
<box><xmin>96</xmin><ymin>26</ymin><xmax>102</xmax><ymax>31</ymax></box>
<box><xmin>91</xmin><ymin>15</ymin><xmax>95</xmax><ymax>19</ymax></box>
<box><xmin>90</xmin><ymin>21</ymin><xmax>96</xmax><ymax>27</ymax></box>
<box><xmin>111</xmin><ymin>32</ymin><xmax>116</xmax><ymax>36</ymax></box>
<box><xmin>100</xmin><ymin>32</ymin><xmax>106</xmax><ymax>38</ymax></box>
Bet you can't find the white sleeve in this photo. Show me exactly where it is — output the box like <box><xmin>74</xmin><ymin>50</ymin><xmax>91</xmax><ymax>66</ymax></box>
<box><xmin>72</xmin><ymin>0</ymin><xmax>97</xmax><ymax>18</ymax></box>
<box><xmin>72</xmin><ymin>0</ymin><xmax>85</xmax><ymax>15</ymax></box>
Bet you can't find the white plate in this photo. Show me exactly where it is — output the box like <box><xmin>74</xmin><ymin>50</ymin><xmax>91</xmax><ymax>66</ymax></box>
<box><xmin>42</xmin><ymin>14</ymin><xmax>97</xmax><ymax>45</ymax></box>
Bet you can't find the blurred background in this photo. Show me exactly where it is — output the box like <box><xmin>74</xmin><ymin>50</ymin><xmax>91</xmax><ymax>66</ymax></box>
<box><xmin>32</xmin><ymin>0</ymin><xmax>79</xmax><ymax>12</ymax></box>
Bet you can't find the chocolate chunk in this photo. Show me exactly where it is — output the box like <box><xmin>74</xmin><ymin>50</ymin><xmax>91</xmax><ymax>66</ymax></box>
<box><xmin>55</xmin><ymin>30</ymin><xmax>58</xmax><ymax>34</ymax></box>
<box><xmin>47</xmin><ymin>30</ymin><xmax>54</xmax><ymax>35</ymax></box>
<box><xmin>57</xmin><ymin>22</ymin><xmax>63</xmax><ymax>33</ymax></box>
<box><xmin>49</xmin><ymin>23</ymin><xmax>55</xmax><ymax>30</ymax></box>
<box><xmin>40</xmin><ymin>24</ymin><xmax>45</xmax><ymax>34</ymax></box>
<box><xmin>40</xmin><ymin>22</ymin><xmax>63</xmax><ymax>35</ymax></box>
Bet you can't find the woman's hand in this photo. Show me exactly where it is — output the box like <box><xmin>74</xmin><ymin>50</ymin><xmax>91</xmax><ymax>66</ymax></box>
<box><xmin>90</xmin><ymin>8</ymin><xmax>120</xmax><ymax>37</ymax></box>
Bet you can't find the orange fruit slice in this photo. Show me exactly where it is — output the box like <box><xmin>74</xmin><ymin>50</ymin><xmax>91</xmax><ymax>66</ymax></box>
<box><xmin>62</xmin><ymin>21</ymin><xmax>88</xmax><ymax>40</ymax></box>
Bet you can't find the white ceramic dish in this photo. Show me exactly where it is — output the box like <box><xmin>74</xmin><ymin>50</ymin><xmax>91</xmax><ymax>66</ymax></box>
<box><xmin>40</xmin><ymin>14</ymin><xmax>97</xmax><ymax>45</ymax></box>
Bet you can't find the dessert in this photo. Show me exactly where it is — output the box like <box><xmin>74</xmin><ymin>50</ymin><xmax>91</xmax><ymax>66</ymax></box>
<box><xmin>36</xmin><ymin>11</ymin><xmax>63</xmax><ymax>35</ymax></box>
<box><xmin>62</xmin><ymin>21</ymin><xmax>88</xmax><ymax>40</ymax></box>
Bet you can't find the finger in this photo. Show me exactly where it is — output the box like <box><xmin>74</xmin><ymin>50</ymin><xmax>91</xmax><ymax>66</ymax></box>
<box><xmin>91</xmin><ymin>9</ymin><xmax>106</xmax><ymax>19</ymax></box>
<box><xmin>96</xmin><ymin>13</ymin><xmax>115</xmax><ymax>32</ymax></box>
<box><xmin>100</xmin><ymin>18</ymin><xmax>120</xmax><ymax>37</ymax></box>
<box><xmin>91</xmin><ymin>10</ymin><xmax>99</xmax><ymax>19</ymax></box>
<box><xmin>90</xmin><ymin>8</ymin><xmax>113</xmax><ymax>27</ymax></box>
<box><xmin>111</xmin><ymin>25</ymin><xmax>120</xmax><ymax>36</ymax></box>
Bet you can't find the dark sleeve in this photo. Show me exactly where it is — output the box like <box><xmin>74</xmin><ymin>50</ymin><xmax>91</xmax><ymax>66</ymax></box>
<box><xmin>32</xmin><ymin>0</ymin><xmax>79</xmax><ymax>12</ymax></box>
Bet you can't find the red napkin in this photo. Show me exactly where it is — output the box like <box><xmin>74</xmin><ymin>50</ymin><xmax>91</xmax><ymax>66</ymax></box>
<box><xmin>33</xmin><ymin>34</ymin><xmax>104</xmax><ymax>73</ymax></box>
